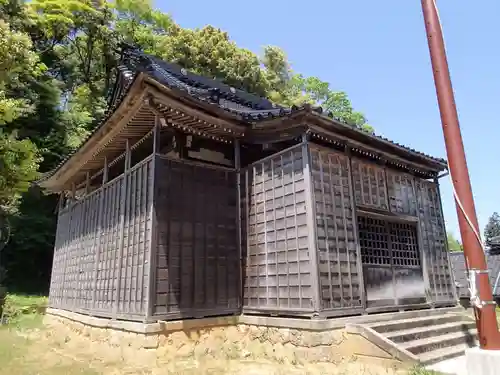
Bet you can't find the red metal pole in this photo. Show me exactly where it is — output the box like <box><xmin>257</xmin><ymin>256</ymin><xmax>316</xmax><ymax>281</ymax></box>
<box><xmin>421</xmin><ymin>0</ymin><xmax>500</xmax><ymax>349</ymax></box>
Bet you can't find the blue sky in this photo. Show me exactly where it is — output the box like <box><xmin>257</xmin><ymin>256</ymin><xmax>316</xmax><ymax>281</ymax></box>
<box><xmin>156</xmin><ymin>0</ymin><xmax>498</xmax><ymax>240</ymax></box>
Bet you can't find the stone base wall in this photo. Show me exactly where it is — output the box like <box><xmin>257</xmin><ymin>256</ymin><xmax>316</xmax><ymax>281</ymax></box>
<box><xmin>43</xmin><ymin>309</ymin><xmax>407</xmax><ymax>370</ymax></box>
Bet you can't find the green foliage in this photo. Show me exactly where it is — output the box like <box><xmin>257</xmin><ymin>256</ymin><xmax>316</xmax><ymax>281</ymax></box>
<box><xmin>1</xmin><ymin>293</ymin><xmax>47</xmax><ymax>322</ymax></box>
<box><xmin>158</xmin><ymin>25</ymin><xmax>271</xmax><ymax>96</ymax></box>
<box><xmin>0</xmin><ymin>133</ymin><xmax>40</xmax><ymax>210</ymax></box>
<box><xmin>407</xmin><ymin>365</ymin><xmax>443</xmax><ymax>375</ymax></box>
<box><xmin>484</xmin><ymin>212</ymin><xmax>500</xmax><ymax>247</ymax></box>
<box><xmin>447</xmin><ymin>231</ymin><xmax>463</xmax><ymax>252</ymax></box>
<box><xmin>0</xmin><ymin>19</ymin><xmax>43</xmax><ymax>211</ymax></box>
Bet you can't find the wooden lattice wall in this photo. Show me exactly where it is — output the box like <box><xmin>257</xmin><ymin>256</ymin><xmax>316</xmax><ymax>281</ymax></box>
<box><xmin>309</xmin><ymin>145</ymin><xmax>362</xmax><ymax>313</ymax></box>
<box><xmin>242</xmin><ymin>145</ymin><xmax>314</xmax><ymax>315</ymax></box>
<box><xmin>49</xmin><ymin>140</ymin><xmax>455</xmax><ymax>322</ymax></box>
<box><xmin>153</xmin><ymin>157</ymin><xmax>241</xmax><ymax>320</ymax></box>
<box><xmin>49</xmin><ymin>157</ymin><xmax>154</xmax><ymax>321</ymax></box>
<box><xmin>240</xmin><ymin>141</ymin><xmax>455</xmax><ymax>318</ymax></box>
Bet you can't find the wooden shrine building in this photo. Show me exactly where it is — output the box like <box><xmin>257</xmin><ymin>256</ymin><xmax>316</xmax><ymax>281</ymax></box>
<box><xmin>40</xmin><ymin>47</ymin><xmax>457</xmax><ymax>323</ymax></box>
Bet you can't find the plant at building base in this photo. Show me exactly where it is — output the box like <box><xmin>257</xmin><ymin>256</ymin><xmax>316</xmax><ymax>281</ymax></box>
<box><xmin>484</xmin><ymin>212</ymin><xmax>500</xmax><ymax>248</ymax></box>
<box><xmin>0</xmin><ymin>265</ymin><xmax>6</xmax><ymax>322</ymax></box>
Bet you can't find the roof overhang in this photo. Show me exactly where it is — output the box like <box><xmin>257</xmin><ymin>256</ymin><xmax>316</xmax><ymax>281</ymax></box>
<box><xmin>39</xmin><ymin>74</ymin><xmax>248</xmax><ymax>192</ymax></box>
<box><xmin>249</xmin><ymin>108</ymin><xmax>448</xmax><ymax>176</ymax></box>
<box><xmin>39</xmin><ymin>67</ymin><xmax>448</xmax><ymax>192</ymax></box>
<box><xmin>39</xmin><ymin>74</ymin><xmax>148</xmax><ymax>192</ymax></box>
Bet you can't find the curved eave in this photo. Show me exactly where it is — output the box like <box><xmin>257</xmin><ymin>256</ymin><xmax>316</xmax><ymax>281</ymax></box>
<box><xmin>143</xmin><ymin>76</ymin><xmax>248</xmax><ymax>134</ymax></box>
<box><xmin>39</xmin><ymin>75</ymin><xmax>248</xmax><ymax>192</ymax></box>
<box><xmin>39</xmin><ymin>74</ymin><xmax>149</xmax><ymax>191</ymax></box>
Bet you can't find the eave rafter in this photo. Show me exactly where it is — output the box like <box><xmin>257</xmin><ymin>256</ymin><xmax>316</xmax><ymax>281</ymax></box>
<box><xmin>147</xmin><ymin>97</ymin><xmax>240</xmax><ymax>144</ymax></box>
<box><xmin>244</xmin><ymin>113</ymin><xmax>444</xmax><ymax>177</ymax></box>
<box><xmin>307</xmin><ymin>126</ymin><xmax>441</xmax><ymax>177</ymax></box>
<box><xmin>145</xmin><ymin>80</ymin><xmax>246</xmax><ymax>135</ymax></box>
<box><xmin>41</xmin><ymin>79</ymin><xmax>251</xmax><ymax>192</ymax></box>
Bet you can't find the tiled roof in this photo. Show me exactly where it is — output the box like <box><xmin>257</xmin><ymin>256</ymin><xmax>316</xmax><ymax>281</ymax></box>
<box><xmin>38</xmin><ymin>46</ymin><xmax>447</xmax><ymax>183</ymax></box>
<box><xmin>123</xmin><ymin>48</ymin><xmax>446</xmax><ymax>165</ymax></box>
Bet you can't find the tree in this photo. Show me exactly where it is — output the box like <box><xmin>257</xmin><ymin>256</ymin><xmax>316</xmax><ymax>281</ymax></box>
<box><xmin>484</xmin><ymin>212</ymin><xmax>500</xmax><ymax>247</ymax></box>
<box><xmin>447</xmin><ymin>232</ymin><xmax>463</xmax><ymax>252</ymax></box>
<box><xmin>0</xmin><ymin>19</ymin><xmax>43</xmax><ymax>211</ymax></box>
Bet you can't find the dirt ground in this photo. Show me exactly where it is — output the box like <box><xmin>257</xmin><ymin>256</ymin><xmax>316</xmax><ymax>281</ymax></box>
<box><xmin>0</xmin><ymin>314</ymin><xmax>434</xmax><ymax>375</ymax></box>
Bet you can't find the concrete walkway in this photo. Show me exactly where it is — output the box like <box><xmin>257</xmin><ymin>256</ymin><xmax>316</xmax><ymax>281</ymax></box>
<box><xmin>427</xmin><ymin>355</ymin><xmax>467</xmax><ymax>375</ymax></box>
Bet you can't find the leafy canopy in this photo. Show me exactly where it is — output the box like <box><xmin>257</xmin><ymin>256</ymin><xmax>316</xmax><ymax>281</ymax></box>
<box><xmin>484</xmin><ymin>212</ymin><xmax>500</xmax><ymax>247</ymax></box>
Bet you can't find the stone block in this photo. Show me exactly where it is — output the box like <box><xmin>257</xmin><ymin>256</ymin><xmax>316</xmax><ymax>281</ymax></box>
<box><xmin>466</xmin><ymin>347</ymin><xmax>500</xmax><ymax>375</ymax></box>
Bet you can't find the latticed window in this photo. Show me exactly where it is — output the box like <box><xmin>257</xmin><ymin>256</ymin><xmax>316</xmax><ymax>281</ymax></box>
<box><xmin>358</xmin><ymin>216</ymin><xmax>421</xmax><ymax>268</ymax></box>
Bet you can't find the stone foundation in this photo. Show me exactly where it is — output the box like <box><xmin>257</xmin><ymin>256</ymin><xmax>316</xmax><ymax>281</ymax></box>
<box><xmin>44</xmin><ymin>308</ymin><xmax>407</xmax><ymax>370</ymax></box>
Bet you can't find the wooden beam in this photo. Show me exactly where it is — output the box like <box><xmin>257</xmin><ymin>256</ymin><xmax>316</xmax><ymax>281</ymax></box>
<box><xmin>249</xmin><ymin>109</ymin><xmax>446</xmax><ymax>173</ymax></box>
<box><xmin>102</xmin><ymin>157</ymin><xmax>108</xmax><ymax>185</ymax></box>
<box><xmin>147</xmin><ymin>98</ymin><xmax>234</xmax><ymax>144</ymax></box>
<box><xmin>146</xmin><ymin>84</ymin><xmax>245</xmax><ymax>134</ymax></box>
<box><xmin>73</xmin><ymin>128</ymin><xmax>155</xmax><ymax>191</ymax></box>
<box><xmin>308</xmin><ymin>124</ymin><xmax>439</xmax><ymax>174</ymax></box>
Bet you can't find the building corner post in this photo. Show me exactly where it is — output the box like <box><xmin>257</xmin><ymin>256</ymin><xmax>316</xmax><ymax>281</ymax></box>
<box><xmin>301</xmin><ymin>133</ymin><xmax>321</xmax><ymax>315</ymax></box>
<box><xmin>146</xmin><ymin>116</ymin><xmax>160</xmax><ymax>321</ymax></box>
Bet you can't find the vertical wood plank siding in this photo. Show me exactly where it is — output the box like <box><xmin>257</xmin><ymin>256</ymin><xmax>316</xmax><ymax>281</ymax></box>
<box><xmin>48</xmin><ymin>157</ymin><xmax>154</xmax><ymax>321</ymax></box>
<box><xmin>309</xmin><ymin>145</ymin><xmax>362</xmax><ymax>312</ymax></box>
<box><xmin>242</xmin><ymin>145</ymin><xmax>315</xmax><ymax>314</ymax></box>
<box><xmin>48</xmin><ymin>142</ymin><xmax>455</xmax><ymax>321</ymax></box>
<box><xmin>351</xmin><ymin>158</ymin><xmax>388</xmax><ymax>210</ymax></box>
<box><xmin>153</xmin><ymin>157</ymin><xmax>240</xmax><ymax>319</ymax></box>
<box><xmin>415</xmin><ymin>180</ymin><xmax>455</xmax><ymax>303</ymax></box>
<box><xmin>386</xmin><ymin>171</ymin><xmax>418</xmax><ymax>216</ymax></box>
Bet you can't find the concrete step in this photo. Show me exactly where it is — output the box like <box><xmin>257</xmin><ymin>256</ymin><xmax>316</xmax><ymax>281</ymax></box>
<box><xmin>384</xmin><ymin>320</ymin><xmax>477</xmax><ymax>343</ymax></box>
<box><xmin>401</xmin><ymin>329</ymin><xmax>478</xmax><ymax>355</ymax></box>
<box><xmin>419</xmin><ymin>342</ymin><xmax>477</xmax><ymax>365</ymax></box>
<box><xmin>368</xmin><ymin>313</ymin><xmax>465</xmax><ymax>334</ymax></box>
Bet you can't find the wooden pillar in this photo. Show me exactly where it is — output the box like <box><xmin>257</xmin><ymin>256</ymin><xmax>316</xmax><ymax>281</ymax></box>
<box><xmin>301</xmin><ymin>133</ymin><xmax>321</xmax><ymax>315</ymax></box>
<box><xmin>60</xmin><ymin>188</ymin><xmax>73</xmax><ymax>309</ymax></box>
<box><xmin>146</xmin><ymin>117</ymin><xmax>160</xmax><ymax>321</ymax></box>
<box><xmin>434</xmin><ymin>177</ymin><xmax>458</xmax><ymax>303</ymax></box>
<box><xmin>85</xmin><ymin>172</ymin><xmax>90</xmax><ymax>194</ymax></box>
<box><xmin>234</xmin><ymin>139</ymin><xmax>243</xmax><ymax>308</ymax></box>
<box><xmin>103</xmin><ymin>157</ymin><xmax>108</xmax><ymax>185</ymax></box>
<box><xmin>114</xmin><ymin>140</ymin><xmax>130</xmax><ymax>318</ymax></box>
<box><xmin>346</xmin><ymin>147</ymin><xmax>367</xmax><ymax>312</ymax></box>
<box><xmin>91</xmin><ymin>156</ymin><xmax>108</xmax><ymax>313</ymax></box>
<box><xmin>411</xmin><ymin>177</ymin><xmax>433</xmax><ymax>307</ymax></box>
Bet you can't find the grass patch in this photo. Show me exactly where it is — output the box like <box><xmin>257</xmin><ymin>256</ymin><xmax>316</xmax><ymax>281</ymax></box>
<box><xmin>407</xmin><ymin>366</ymin><xmax>444</xmax><ymax>375</ymax></box>
<box><xmin>1</xmin><ymin>294</ymin><xmax>48</xmax><ymax>324</ymax></box>
<box><xmin>0</xmin><ymin>325</ymin><xmax>98</xmax><ymax>375</ymax></box>
<box><xmin>0</xmin><ymin>308</ymin><xmax>99</xmax><ymax>375</ymax></box>
<box><xmin>0</xmin><ymin>306</ymin><xmax>98</xmax><ymax>375</ymax></box>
